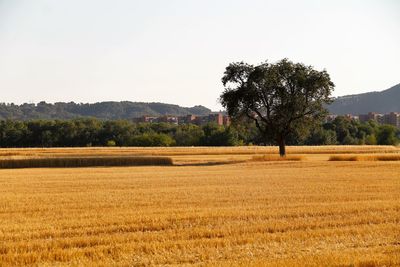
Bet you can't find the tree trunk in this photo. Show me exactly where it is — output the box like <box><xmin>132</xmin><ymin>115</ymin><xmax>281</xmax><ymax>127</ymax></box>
<box><xmin>278</xmin><ymin>138</ymin><xmax>286</xmax><ymax>157</ymax></box>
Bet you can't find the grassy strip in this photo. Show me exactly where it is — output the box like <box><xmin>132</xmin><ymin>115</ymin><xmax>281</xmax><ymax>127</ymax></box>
<box><xmin>0</xmin><ymin>156</ymin><xmax>173</xmax><ymax>169</ymax></box>
<box><xmin>329</xmin><ymin>155</ymin><xmax>400</xmax><ymax>161</ymax></box>
<box><xmin>251</xmin><ymin>155</ymin><xmax>305</xmax><ymax>161</ymax></box>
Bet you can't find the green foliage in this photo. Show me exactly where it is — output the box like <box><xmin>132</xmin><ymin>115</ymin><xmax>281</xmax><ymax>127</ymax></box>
<box><xmin>305</xmin><ymin>127</ymin><xmax>337</xmax><ymax>145</ymax></box>
<box><xmin>100</xmin><ymin>120</ymin><xmax>135</xmax><ymax>146</ymax></box>
<box><xmin>229</xmin><ymin>118</ymin><xmax>264</xmax><ymax>145</ymax></box>
<box><xmin>364</xmin><ymin>135</ymin><xmax>377</xmax><ymax>145</ymax></box>
<box><xmin>106</xmin><ymin>140</ymin><xmax>116</xmax><ymax>147</ymax></box>
<box><xmin>321</xmin><ymin>117</ymin><xmax>398</xmax><ymax>146</ymax></box>
<box><xmin>130</xmin><ymin>133</ymin><xmax>175</xmax><ymax>147</ymax></box>
<box><xmin>174</xmin><ymin>124</ymin><xmax>204</xmax><ymax>146</ymax></box>
<box><xmin>220</xmin><ymin>58</ymin><xmax>334</xmax><ymax>155</ymax></box>
<box><xmin>199</xmin><ymin>124</ymin><xmax>240</xmax><ymax>146</ymax></box>
<box><xmin>0</xmin><ymin>116</ymin><xmax>398</xmax><ymax>147</ymax></box>
<box><xmin>377</xmin><ymin>125</ymin><xmax>399</xmax><ymax>145</ymax></box>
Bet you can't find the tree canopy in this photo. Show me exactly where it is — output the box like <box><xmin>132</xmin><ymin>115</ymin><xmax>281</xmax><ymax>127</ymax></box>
<box><xmin>220</xmin><ymin>59</ymin><xmax>335</xmax><ymax>156</ymax></box>
<box><xmin>0</xmin><ymin>117</ymin><xmax>398</xmax><ymax>148</ymax></box>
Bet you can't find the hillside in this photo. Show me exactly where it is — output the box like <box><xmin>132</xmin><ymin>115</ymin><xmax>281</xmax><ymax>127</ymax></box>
<box><xmin>328</xmin><ymin>83</ymin><xmax>400</xmax><ymax>115</ymax></box>
<box><xmin>0</xmin><ymin>101</ymin><xmax>212</xmax><ymax>120</ymax></box>
<box><xmin>2</xmin><ymin>83</ymin><xmax>399</xmax><ymax>120</ymax></box>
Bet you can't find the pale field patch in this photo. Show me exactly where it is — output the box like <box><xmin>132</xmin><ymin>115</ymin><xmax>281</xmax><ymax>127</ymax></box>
<box><xmin>0</xmin><ymin>146</ymin><xmax>399</xmax><ymax>266</ymax></box>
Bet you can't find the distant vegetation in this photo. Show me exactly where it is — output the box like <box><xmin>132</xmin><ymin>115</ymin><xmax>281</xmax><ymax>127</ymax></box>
<box><xmin>328</xmin><ymin>83</ymin><xmax>400</xmax><ymax>115</ymax></box>
<box><xmin>307</xmin><ymin>116</ymin><xmax>400</xmax><ymax>146</ymax></box>
<box><xmin>0</xmin><ymin>119</ymin><xmax>240</xmax><ymax>147</ymax></box>
<box><xmin>0</xmin><ymin>116</ymin><xmax>398</xmax><ymax>148</ymax></box>
<box><xmin>220</xmin><ymin>59</ymin><xmax>334</xmax><ymax>156</ymax></box>
<box><xmin>0</xmin><ymin>101</ymin><xmax>211</xmax><ymax>120</ymax></box>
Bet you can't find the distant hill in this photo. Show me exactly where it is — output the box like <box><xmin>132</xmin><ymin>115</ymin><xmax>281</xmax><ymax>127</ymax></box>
<box><xmin>328</xmin><ymin>83</ymin><xmax>400</xmax><ymax>115</ymax></box>
<box><xmin>3</xmin><ymin>83</ymin><xmax>399</xmax><ymax>120</ymax></box>
<box><xmin>0</xmin><ymin>101</ymin><xmax>212</xmax><ymax>120</ymax></box>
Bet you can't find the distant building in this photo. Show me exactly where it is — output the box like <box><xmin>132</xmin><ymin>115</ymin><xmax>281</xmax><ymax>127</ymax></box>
<box><xmin>135</xmin><ymin>116</ymin><xmax>158</xmax><ymax>123</ymax></box>
<box><xmin>208</xmin><ymin>113</ymin><xmax>223</xmax><ymax>125</ymax></box>
<box><xmin>326</xmin><ymin>114</ymin><xmax>338</xmax><ymax>122</ymax></box>
<box><xmin>223</xmin><ymin>115</ymin><xmax>231</xmax><ymax>126</ymax></box>
<box><xmin>158</xmin><ymin>115</ymin><xmax>178</xmax><ymax>124</ymax></box>
<box><xmin>358</xmin><ymin>112</ymin><xmax>384</xmax><ymax>123</ymax></box>
<box><xmin>344</xmin><ymin>114</ymin><xmax>359</xmax><ymax>121</ymax></box>
<box><xmin>382</xmin><ymin>112</ymin><xmax>400</xmax><ymax>128</ymax></box>
<box><xmin>135</xmin><ymin>113</ymin><xmax>231</xmax><ymax>126</ymax></box>
<box><xmin>178</xmin><ymin>114</ymin><xmax>198</xmax><ymax>124</ymax></box>
<box><xmin>326</xmin><ymin>114</ymin><xmax>358</xmax><ymax>123</ymax></box>
<box><xmin>356</xmin><ymin>112</ymin><xmax>400</xmax><ymax>128</ymax></box>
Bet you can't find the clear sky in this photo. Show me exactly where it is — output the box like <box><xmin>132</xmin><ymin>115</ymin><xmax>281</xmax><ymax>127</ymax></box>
<box><xmin>0</xmin><ymin>0</ymin><xmax>399</xmax><ymax>110</ymax></box>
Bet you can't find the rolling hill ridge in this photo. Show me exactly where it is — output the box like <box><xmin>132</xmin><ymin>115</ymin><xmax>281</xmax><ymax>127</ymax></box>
<box><xmin>328</xmin><ymin>83</ymin><xmax>400</xmax><ymax>115</ymax></box>
<box><xmin>0</xmin><ymin>101</ymin><xmax>212</xmax><ymax>120</ymax></box>
<box><xmin>1</xmin><ymin>83</ymin><xmax>399</xmax><ymax>120</ymax></box>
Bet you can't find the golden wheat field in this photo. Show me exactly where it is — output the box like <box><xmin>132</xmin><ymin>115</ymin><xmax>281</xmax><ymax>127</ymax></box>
<box><xmin>1</xmin><ymin>146</ymin><xmax>400</xmax><ymax>266</ymax></box>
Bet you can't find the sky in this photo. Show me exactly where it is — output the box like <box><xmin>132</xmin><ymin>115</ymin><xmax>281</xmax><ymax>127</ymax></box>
<box><xmin>0</xmin><ymin>0</ymin><xmax>399</xmax><ymax>110</ymax></box>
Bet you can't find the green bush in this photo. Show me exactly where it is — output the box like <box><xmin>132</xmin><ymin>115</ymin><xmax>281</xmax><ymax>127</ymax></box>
<box><xmin>106</xmin><ymin>140</ymin><xmax>116</xmax><ymax>147</ymax></box>
<box><xmin>377</xmin><ymin>125</ymin><xmax>399</xmax><ymax>145</ymax></box>
<box><xmin>130</xmin><ymin>133</ymin><xmax>175</xmax><ymax>147</ymax></box>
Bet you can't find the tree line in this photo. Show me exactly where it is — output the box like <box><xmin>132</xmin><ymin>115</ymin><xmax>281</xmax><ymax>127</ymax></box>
<box><xmin>0</xmin><ymin>119</ymin><xmax>239</xmax><ymax>147</ymax></box>
<box><xmin>0</xmin><ymin>116</ymin><xmax>398</xmax><ymax>148</ymax></box>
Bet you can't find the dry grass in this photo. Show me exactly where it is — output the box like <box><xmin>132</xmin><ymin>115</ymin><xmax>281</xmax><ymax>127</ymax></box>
<box><xmin>251</xmin><ymin>154</ymin><xmax>305</xmax><ymax>161</ymax></box>
<box><xmin>0</xmin><ymin>156</ymin><xmax>173</xmax><ymax>169</ymax></box>
<box><xmin>329</xmin><ymin>154</ymin><xmax>400</xmax><ymax>161</ymax></box>
<box><xmin>0</xmin><ymin>146</ymin><xmax>399</xmax><ymax>266</ymax></box>
<box><xmin>0</xmin><ymin>145</ymin><xmax>398</xmax><ymax>158</ymax></box>
<box><xmin>1</xmin><ymin>146</ymin><xmax>398</xmax><ymax>166</ymax></box>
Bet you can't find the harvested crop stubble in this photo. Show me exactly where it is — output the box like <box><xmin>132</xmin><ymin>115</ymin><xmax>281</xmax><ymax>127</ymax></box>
<box><xmin>0</xmin><ymin>156</ymin><xmax>173</xmax><ymax>168</ymax></box>
<box><xmin>0</xmin><ymin>155</ymin><xmax>399</xmax><ymax>266</ymax></box>
<box><xmin>0</xmin><ymin>145</ymin><xmax>398</xmax><ymax>158</ymax></box>
<box><xmin>329</xmin><ymin>154</ymin><xmax>400</xmax><ymax>161</ymax></box>
<box><xmin>251</xmin><ymin>154</ymin><xmax>305</xmax><ymax>161</ymax></box>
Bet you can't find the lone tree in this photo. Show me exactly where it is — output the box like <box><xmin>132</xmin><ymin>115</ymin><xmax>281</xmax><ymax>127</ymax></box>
<box><xmin>220</xmin><ymin>59</ymin><xmax>334</xmax><ymax>156</ymax></box>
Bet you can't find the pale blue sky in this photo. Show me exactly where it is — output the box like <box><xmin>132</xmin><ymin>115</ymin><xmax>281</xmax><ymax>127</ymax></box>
<box><xmin>0</xmin><ymin>0</ymin><xmax>399</xmax><ymax>110</ymax></box>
